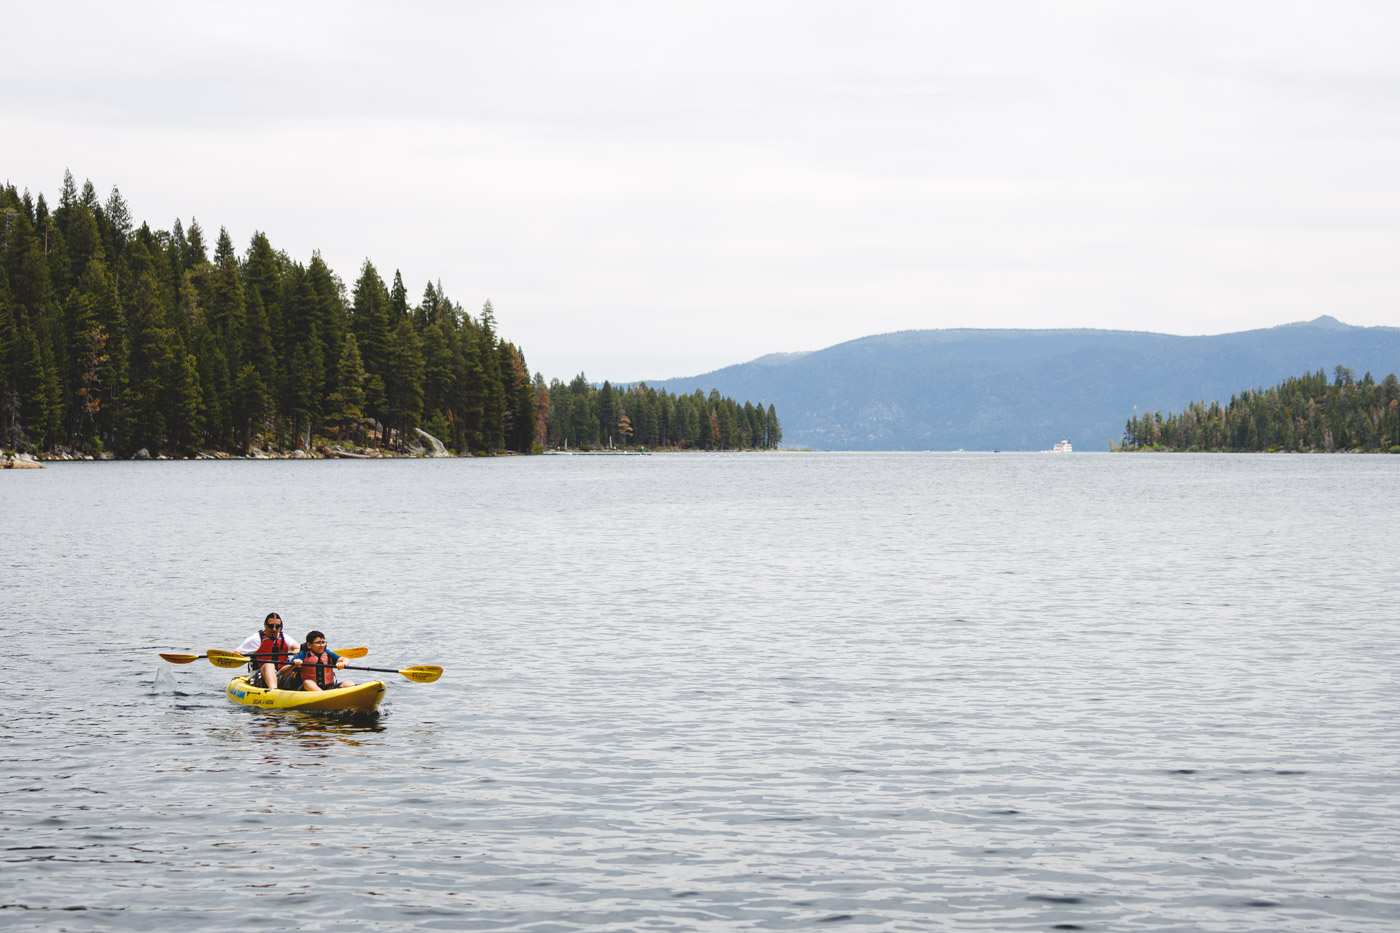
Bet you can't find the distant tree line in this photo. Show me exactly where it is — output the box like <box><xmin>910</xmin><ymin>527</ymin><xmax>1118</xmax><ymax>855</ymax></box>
<box><xmin>1119</xmin><ymin>366</ymin><xmax>1400</xmax><ymax>452</ymax></box>
<box><xmin>0</xmin><ymin>171</ymin><xmax>780</xmax><ymax>456</ymax></box>
<box><xmin>540</xmin><ymin>376</ymin><xmax>781</xmax><ymax>450</ymax></box>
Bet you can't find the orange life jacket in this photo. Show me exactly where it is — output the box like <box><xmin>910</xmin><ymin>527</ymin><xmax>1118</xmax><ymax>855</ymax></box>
<box><xmin>301</xmin><ymin>649</ymin><xmax>337</xmax><ymax>688</ymax></box>
<box><xmin>254</xmin><ymin>633</ymin><xmax>289</xmax><ymax>665</ymax></box>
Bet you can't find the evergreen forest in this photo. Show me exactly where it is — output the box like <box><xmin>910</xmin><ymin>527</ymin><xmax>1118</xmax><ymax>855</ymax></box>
<box><xmin>1118</xmin><ymin>366</ymin><xmax>1400</xmax><ymax>452</ymax></box>
<box><xmin>540</xmin><ymin>377</ymin><xmax>781</xmax><ymax>450</ymax></box>
<box><xmin>0</xmin><ymin>172</ymin><xmax>780</xmax><ymax>457</ymax></box>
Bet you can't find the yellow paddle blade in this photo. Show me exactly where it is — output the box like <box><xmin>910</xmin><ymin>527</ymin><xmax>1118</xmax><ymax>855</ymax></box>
<box><xmin>400</xmin><ymin>666</ymin><xmax>443</xmax><ymax>683</ymax></box>
<box><xmin>159</xmin><ymin>652</ymin><xmax>201</xmax><ymax>664</ymax></box>
<box><xmin>206</xmin><ymin>649</ymin><xmax>251</xmax><ymax>668</ymax></box>
<box><xmin>337</xmin><ymin>646</ymin><xmax>369</xmax><ymax>659</ymax></box>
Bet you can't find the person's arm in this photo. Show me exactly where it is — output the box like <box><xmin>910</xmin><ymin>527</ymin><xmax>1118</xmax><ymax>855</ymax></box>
<box><xmin>330</xmin><ymin>650</ymin><xmax>346</xmax><ymax>671</ymax></box>
<box><xmin>275</xmin><ymin>641</ymin><xmax>301</xmax><ymax>670</ymax></box>
<box><xmin>236</xmin><ymin>633</ymin><xmax>261</xmax><ymax>655</ymax></box>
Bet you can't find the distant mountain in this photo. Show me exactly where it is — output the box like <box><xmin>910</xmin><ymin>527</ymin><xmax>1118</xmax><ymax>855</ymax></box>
<box><xmin>637</xmin><ymin>316</ymin><xmax>1400</xmax><ymax>450</ymax></box>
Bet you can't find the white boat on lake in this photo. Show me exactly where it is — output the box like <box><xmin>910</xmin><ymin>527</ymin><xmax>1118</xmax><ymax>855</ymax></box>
<box><xmin>1052</xmin><ymin>439</ymin><xmax>1073</xmax><ymax>452</ymax></box>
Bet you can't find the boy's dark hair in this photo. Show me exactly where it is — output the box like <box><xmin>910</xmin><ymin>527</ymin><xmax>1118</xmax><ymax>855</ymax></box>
<box><xmin>305</xmin><ymin>629</ymin><xmax>325</xmax><ymax>645</ymax></box>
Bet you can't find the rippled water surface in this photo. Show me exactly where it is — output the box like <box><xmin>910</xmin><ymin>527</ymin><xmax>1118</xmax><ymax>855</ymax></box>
<box><xmin>3</xmin><ymin>453</ymin><xmax>1400</xmax><ymax>931</ymax></box>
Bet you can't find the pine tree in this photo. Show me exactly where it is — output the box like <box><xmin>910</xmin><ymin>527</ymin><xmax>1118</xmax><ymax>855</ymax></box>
<box><xmin>568</xmin><ymin>372</ymin><xmax>593</xmax><ymax>447</ymax></box>
<box><xmin>505</xmin><ymin>344</ymin><xmax>534</xmax><ymax>452</ymax></box>
<box><xmin>119</xmin><ymin>263</ymin><xmax>175</xmax><ymax>452</ymax></box>
<box><xmin>421</xmin><ymin>320</ymin><xmax>454</xmax><ymax>418</ymax></box>
<box><xmin>58</xmin><ymin>170</ymin><xmax>77</xmax><ymax>214</ymax></box>
<box><xmin>0</xmin><ymin>312</ymin><xmax>16</xmax><ymax>449</ymax></box>
<box><xmin>185</xmin><ymin>219</ymin><xmax>208</xmax><ymax>267</ymax></box>
<box><xmin>232</xmin><ymin>363</ymin><xmax>266</xmax><ymax>449</ymax></box>
<box><xmin>326</xmin><ymin>332</ymin><xmax>367</xmax><ymax>439</ymax></box>
<box><xmin>477</xmin><ymin>302</ymin><xmax>505</xmax><ymax>450</ymax></box>
<box><xmin>244</xmin><ymin>232</ymin><xmax>284</xmax><ymax>353</ymax></box>
<box><xmin>66</xmin><ymin>205</ymin><xmax>104</xmax><ymax>282</ymax></box>
<box><xmin>532</xmin><ymin>372</ymin><xmax>550</xmax><ymax>449</ymax></box>
<box><xmin>417</xmin><ymin>279</ymin><xmax>438</xmax><ymax>330</ymax></box>
<box><xmin>169</xmin><ymin>219</ymin><xmax>188</xmax><ymax>279</ymax></box>
<box><xmin>243</xmin><ymin>289</ymin><xmax>276</xmax><ymax>391</ymax></box>
<box><xmin>305</xmin><ymin>252</ymin><xmax>345</xmax><ymax>399</ymax></box>
<box><xmin>597</xmin><ymin>380</ymin><xmax>616</xmax><ymax>446</ymax></box>
<box><xmin>390</xmin><ymin>270</ymin><xmax>409</xmax><ymax>323</ymax></box>
<box><xmin>287</xmin><ymin>339</ymin><xmax>323</xmax><ymax>447</ymax></box>
<box><xmin>350</xmin><ymin>260</ymin><xmax>391</xmax><ymax>411</ymax></box>
<box><xmin>198</xmin><ymin>344</ymin><xmax>233</xmax><ymax>447</ymax></box>
<box><xmin>383</xmin><ymin>317</ymin><xmax>424</xmax><ymax>450</ymax></box>
<box><xmin>172</xmin><ymin>352</ymin><xmax>203</xmax><ymax>452</ymax></box>
<box><xmin>78</xmin><ymin>178</ymin><xmax>100</xmax><ymax>215</ymax></box>
<box><xmin>15</xmin><ymin>320</ymin><xmax>60</xmax><ymax>448</ymax></box>
<box><xmin>62</xmin><ymin>259</ymin><xmax>113</xmax><ymax>447</ymax></box>
<box><xmin>208</xmin><ymin>228</ymin><xmax>245</xmax><ymax>364</ymax></box>
<box><xmin>449</xmin><ymin>321</ymin><xmax>484</xmax><ymax>451</ymax></box>
<box><xmin>103</xmin><ymin>187</ymin><xmax>132</xmax><ymax>264</ymax></box>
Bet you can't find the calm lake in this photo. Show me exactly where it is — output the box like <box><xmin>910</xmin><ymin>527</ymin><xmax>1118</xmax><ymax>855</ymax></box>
<box><xmin>2</xmin><ymin>452</ymin><xmax>1399</xmax><ymax>931</ymax></box>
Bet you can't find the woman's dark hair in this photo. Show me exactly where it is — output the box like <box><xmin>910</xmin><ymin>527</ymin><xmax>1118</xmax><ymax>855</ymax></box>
<box><xmin>305</xmin><ymin>629</ymin><xmax>325</xmax><ymax>645</ymax></box>
<box><xmin>264</xmin><ymin>612</ymin><xmax>282</xmax><ymax>625</ymax></box>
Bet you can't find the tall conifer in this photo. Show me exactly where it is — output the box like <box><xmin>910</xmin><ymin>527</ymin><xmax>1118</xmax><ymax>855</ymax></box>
<box><xmin>326</xmin><ymin>332</ymin><xmax>367</xmax><ymax>439</ymax></box>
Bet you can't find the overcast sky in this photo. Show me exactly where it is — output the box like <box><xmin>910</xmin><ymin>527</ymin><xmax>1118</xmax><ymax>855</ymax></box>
<box><xmin>5</xmin><ymin>2</ymin><xmax>1398</xmax><ymax>381</ymax></box>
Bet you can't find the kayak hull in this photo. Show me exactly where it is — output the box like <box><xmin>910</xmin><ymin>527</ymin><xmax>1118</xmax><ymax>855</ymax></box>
<box><xmin>226</xmin><ymin>676</ymin><xmax>386</xmax><ymax>713</ymax></box>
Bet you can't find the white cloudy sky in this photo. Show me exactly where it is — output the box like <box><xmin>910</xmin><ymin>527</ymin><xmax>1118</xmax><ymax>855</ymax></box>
<box><xmin>5</xmin><ymin>1</ymin><xmax>1399</xmax><ymax>381</ymax></box>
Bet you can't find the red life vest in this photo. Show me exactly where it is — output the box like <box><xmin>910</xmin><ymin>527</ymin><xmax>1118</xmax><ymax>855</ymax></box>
<box><xmin>301</xmin><ymin>650</ymin><xmax>336</xmax><ymax>687</ymax></box>
<box><xmin>255</xmin><ymin>633</ymin><xmax>289</xmax><ymax>665</ymax></box>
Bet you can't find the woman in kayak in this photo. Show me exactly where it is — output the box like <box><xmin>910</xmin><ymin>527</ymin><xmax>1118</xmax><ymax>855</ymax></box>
<box><xmin>237</xmin><ymin>613</ymin><xmax>300</xmax><ymax>688</ymax></box>
<box><xmin>290</xmin><ymin>631</ymin><xmax>357</xmax><ymax>692</ymax></box>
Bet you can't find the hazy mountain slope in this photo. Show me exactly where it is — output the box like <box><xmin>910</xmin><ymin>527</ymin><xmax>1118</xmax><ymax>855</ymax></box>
<box><xmin>639</xmin><ymin>317</ymin><xmax>1400</xmax><ymax>450</ymax></box>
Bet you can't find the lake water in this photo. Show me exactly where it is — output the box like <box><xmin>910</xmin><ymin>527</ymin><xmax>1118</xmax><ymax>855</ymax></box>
<box><xmin>2</xmin><ymin>452</ymin><xmax>1399</xmax><ymax>931</ymax></box>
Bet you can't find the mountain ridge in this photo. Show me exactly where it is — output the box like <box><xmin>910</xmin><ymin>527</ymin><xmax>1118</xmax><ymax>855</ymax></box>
<box><xmin>634</xmin><ymin>317</ymin><xmax>1400</xmax><ymax>450</ymax></box>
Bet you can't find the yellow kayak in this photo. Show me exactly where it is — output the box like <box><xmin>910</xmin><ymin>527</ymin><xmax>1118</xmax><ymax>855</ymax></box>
<box><xmin>226</xmin><ymin>676</ymin><xmax>386</xmax><ymax>713</ymax></box>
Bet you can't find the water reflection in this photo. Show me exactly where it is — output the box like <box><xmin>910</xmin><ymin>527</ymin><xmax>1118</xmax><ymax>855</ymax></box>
<box><xmin>240</xmin><ymin>709</ymin><xmax>385</xmax><ymax>746</ymax></box>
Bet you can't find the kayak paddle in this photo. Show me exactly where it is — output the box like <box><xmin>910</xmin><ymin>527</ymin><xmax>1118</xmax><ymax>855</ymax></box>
<box><xmin>195</xmin><ymin>646</ymin><xmax>368</xmax><ymax>666</ymax></box>
<box><xmin>205</xmin><ymin>649</ymin><xmax>441</xmax><ymax>682</ymax></box>
<box><xmin>343</xmin><ymin>664</ymin><xmax>443</xmax><ymax>683</ymax></box>
<box><xmin>161</xmin><ymin>647</ymin><xmax>367</xmax><ymax>665</ymax></box>
<box><xmin>206</xmin><ymin>650</ymin><xmax>253</xmax><ymax>668</ymax></box>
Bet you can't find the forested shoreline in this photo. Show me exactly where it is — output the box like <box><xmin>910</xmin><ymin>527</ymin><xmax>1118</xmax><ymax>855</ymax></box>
<box><xmin>542</xmin><ymin>378</ymin><xmax>780</xmax><ymax>450</ymax></box>
<box><xmin>0</xmin><ymin>172</ymin><xmax>780</xmax><ymax>458</ymax></box>
<box><xmin>1117</xmin><ymin>366</ymin><xmax>1400</xmax><ymax>452</ymax></box>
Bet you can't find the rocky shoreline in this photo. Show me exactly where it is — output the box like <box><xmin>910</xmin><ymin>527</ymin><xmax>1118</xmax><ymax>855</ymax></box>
<box><xmin>12</xmin><ymin>445</ymin><xmax>472</xmax><ymax>464</ymax></box>
<box><xmin>1</xmin><ymin>451</ymin><xmax>44</xmax><ymax>469</ymax></box>
<box><xmin>3</xmin><ymin>432</ymin><xmax>778</xmax><ymax>466</ymax></box>
<box><xmin>4</xmin><ymin>429</ymin><xmax>468</xmax><ymax>466</ymax></box>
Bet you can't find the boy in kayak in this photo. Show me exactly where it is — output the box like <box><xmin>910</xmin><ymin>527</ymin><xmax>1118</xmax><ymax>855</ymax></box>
<box><xmin>290</xmin><ymin>630</ymin><xmax>357</xmax><ymax>692</ymax></box>
<box><xmin>237</xmin><ymin>613</ymin><xmax>300</xmax><ymax>688</ymax></box>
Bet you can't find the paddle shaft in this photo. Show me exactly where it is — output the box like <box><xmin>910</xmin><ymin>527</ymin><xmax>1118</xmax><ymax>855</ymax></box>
<box><xmin>231</xmin><ymin>653</ymin><xmax>391</xmax><ymax>674</ymax></box>
<box><xmin>237</xmin><ymin>654</ymin><xmax>357</xmax><ymax>674</ymax></box>
<box><xmin>204</xmin><ymin>649</ymin><xmax>441</xmax><ymax>682</ymax></box>
<box><xmin>235</xmin><ymin>646</ymin><xmax>367</xmax><ymax>662</ymax></box>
